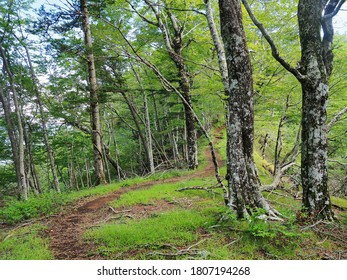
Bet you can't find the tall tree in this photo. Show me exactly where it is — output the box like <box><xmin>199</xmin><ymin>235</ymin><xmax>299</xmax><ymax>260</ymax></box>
<box><xmin>80</xmin><ymin>0</ymin><xmax>107</xmax><ymax>185</ymax></box>
<box><xmin>18</xmin><ymin>35</ymin><xmax>61</xmax><ymax>193</ymax></box>
<box><xmin>218</xmin><ymin>0</ymin><xmax>278</xmax><ymax>218</ymax></box>
<box><xmin>0</xmin><ymin>43</ymin><xmax>28</xmax><ymax>200</ymax></box>
<box><xmin>132</xmin><ymin>0</ymin><xmax>199</xmax><ymax>169</ymax></box>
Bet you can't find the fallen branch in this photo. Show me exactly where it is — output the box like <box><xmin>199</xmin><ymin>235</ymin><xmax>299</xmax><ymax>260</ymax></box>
<box><xmin>300</xmin><ymin>220</ymin><xmax>324</xmax><ymax>231</ymax></box>
<box><xmin>147</xmin><ymin>239</ymin><xmax>208</xmax><ymax>257</ymax></box>
<box><xmin>176</xmin><ymin>185</ymin><xmax>222</xmax><ymax>196</ymax></box>
<box><xmin>108</xmin><ymin>207</ymin><xmax>132</xmax><ymax>215</ymax></box>
<box><xmin>223</xmin><ymin>237</ymin><xmax>240</xmax><ymax>247</ymax></box>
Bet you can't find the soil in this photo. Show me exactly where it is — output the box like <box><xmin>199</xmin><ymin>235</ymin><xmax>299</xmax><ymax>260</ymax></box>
<box><xmin>46</xmin><ymin>131</ymin><xmax>225</xmax><ymax>260</ymax></box>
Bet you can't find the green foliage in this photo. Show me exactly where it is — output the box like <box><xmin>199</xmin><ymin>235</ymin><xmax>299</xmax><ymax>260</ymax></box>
<box><xmin>0</xmin><ymin>224</ymin><xmax>53</xmax><ymax>260</ymax></box>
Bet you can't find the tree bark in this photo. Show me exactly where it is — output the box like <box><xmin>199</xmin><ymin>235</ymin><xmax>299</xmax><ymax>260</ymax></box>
<box><xmin>219</xmin><ymin>0</ymin><xmax>278</xmax><ymax>218</ymax></box>
<box><xmin>80</xmin><ymin>0</ymin><xmax>107</xmax><ymax>185</ymax></box>
<box><xmin>297</xmin><ymin>0</ymin><xmax>336</xmax><ymax>220</ymax></box>
<box><xmin>204</xmin><ymin>0</ymin><xmax>229</xmax><ymax>92</ymax></box>
<box><xmin>0</xmin><ymin>43</ymin><xmax>28</xmax><ymax>200</ymax></box>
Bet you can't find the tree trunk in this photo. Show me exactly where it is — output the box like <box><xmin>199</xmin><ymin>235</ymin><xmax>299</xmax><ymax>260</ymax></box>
<box><xmin>204</xmin><ymin>0</ymin><xmax>229</xmax><ymax>92</ymax></box>
<box><xmin>143</xmin><ymin>1</ymin><xmax>198</xmax><ymax>169</ymax></box>
<box><xmin>130</xmin><ymin>64</ymin><xmax>155</xmax><ymax>174</ymax></box>
<box><xmin>297</xmin><ymin>0</ymin><xmax>335</xmax><ymax>220</ymax></box>
<box><xmin>0</xmin><ymin>43</ymin><xmax>28</xmax><ymax>200</ymax></box>
<box><xmin>0</xmin><ymin>85</ymin><xmax>21</xmax><ymax>192</ymax></box>
<box><xmin>80</xmin><ymin>0</ymin><xmax>107</xmax><ymax>185</ymax></box>
<box><xmin>219</xmin><ymin>0</ymin><xmax>277</xmax><ymax>218</ymax></box>
<box><xmin>24</xmin><ymin>123</ymin><xmax>42</xmax><ymax>194</ymax></box>
<box><xmin>21</xmin><ymin>41</ymin><xmax>60</xmax><ymax>193</ymax></box>
<box><xmin>241</xmin><ymin>0</ymin><xmax>340</xmax><ymax>220</ymax></box>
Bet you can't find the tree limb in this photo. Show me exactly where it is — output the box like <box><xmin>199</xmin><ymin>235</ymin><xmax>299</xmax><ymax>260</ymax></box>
<box><xmin>327</xmin><ymin>106</ymin><xmax>347</xmax><ymax>132</ymax></box>
<box><xmin>323</xmin><ymin>0</ymin><xmax>346</xmax><ymax>20</ymax></box>
<box><xmin>241</xmin><ymin>0</ymin><xmax>305</xmax><ymax>81</ymax></box>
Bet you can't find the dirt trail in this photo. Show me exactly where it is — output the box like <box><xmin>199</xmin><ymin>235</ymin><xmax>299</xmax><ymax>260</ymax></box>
<box><xmin>47</xmin><ymin>131</ymin><xmax>224</xmax><ymax>260</ymax></box>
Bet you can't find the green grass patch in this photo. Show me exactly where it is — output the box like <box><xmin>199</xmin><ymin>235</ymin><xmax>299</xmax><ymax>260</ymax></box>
<box><xmin>331</xmin><ymin>196</ymin><xmax>347</xmax><ymax>210</ymax></box>
<box><xmin>110</xmin><ymin>178</ymin><xmax>222</xmax><ymax>208</ymax></box>
<box><xmin>85</xmin><ymin>209</ymin><xmax>218</xmax><ymax>258</ymax></box>
<box><xmin>263</xmin><ymin>191</ymin><xmax>301</xmax><ymax>213</ymax></box>
<box><xmin>0</xmin><ymin>223</ymin><xmax>53</xmax><ymax>260</ymax></box>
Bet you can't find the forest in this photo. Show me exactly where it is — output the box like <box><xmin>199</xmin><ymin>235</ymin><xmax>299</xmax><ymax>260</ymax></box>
<box><xmin>0</xmin><ymin>0</ymin><xmax>347</xmax><ymax>260</ymax></box>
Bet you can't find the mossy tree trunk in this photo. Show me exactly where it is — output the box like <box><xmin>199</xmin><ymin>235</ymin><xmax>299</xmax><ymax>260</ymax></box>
<box><xmin>219</xmin><ymin>0</ymin><xmax>277</xmax><ymax>218</ymax></box>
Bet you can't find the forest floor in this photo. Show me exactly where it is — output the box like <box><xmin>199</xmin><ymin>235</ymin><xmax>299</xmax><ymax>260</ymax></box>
<box><xmin>45</xmin><ymin>131</ymin><xmax>225</xmax><ymax>259</ymax></box>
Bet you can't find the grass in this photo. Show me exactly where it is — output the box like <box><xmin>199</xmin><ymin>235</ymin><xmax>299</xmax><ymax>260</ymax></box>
<box><xmin>110</xmin><ymin>178</ymin><xmax>221</xmax><ymax>208</ymax></box>
<box><xmin>85</xmin><ymin>199</ymin><xmax>318</xmax><ymax>259</ymax></box>
<box><xmin>85</xmin><ymin>170</ymin><xmax>323</xmax><ymax>260</ymax></box>
<box><xmin>331</xmin><ymin>196</ymin><xmax>347</xmax><ymax>210</ymax></box>
<box><xmin>0</xmin><ymin>223</ymin><xmax>53</xmax><ymax>260</ymax></box>
<box><xmin>85</xmin><ymin>209</ymin><xmax>218</xmax><ymax>259</ymax></box>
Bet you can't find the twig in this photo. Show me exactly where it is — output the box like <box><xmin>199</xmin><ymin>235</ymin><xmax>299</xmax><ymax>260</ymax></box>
<box><xmin>316</xmin><ymin>236</ymin><xmax>328</xmax><ymax>245</ymax></box>
<box><xmin>223</xmin><ymin>237</ymin><xmax>240</xmax><ymax>247</ymax></box>
<box><xmin>300</xmin><ymin>220</ymin><xmax>323</xmax><ymax>231</ymax></box>
<box><xmin>147</xmin><ymin>239</ymin><xmax>208</xmax><ymax>257</ymax></box>
<box><xmin>108</xmin><ymin>206</ymin><xmax>131</xmax><ymax>215</ymax></box>
<box><xmin>176</xmin><ymin>185</ymin><xmax>222</xmax><ymax>196</ymax></box>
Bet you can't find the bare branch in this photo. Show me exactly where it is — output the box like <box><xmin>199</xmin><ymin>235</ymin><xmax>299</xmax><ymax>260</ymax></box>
<box><xmin>144</xmin><ymin>0</ymin><xmax>173</xmax><ymax>52</ymax></box>
<box><xmin>323</xmin><ymin>0</ymin><xmax>346</xmax><ymax>20</ymax></box>
<box><xmin>125</xmin><ymin>0</ymin><xmax>159</xmax><ymax>27</ymax></box>
<box><xmin>204</xmin><ymin>0</ymin><xmax>228</xmax><ymax>91</ymax></box>
<box><xmin>327</xmin><ymin>106</ymin><xmax>347</xmax><ymax>132</ymax></box>
<box><xmin>241</xmin><ymin>0</ymin><xmax>305</xmax><ymax>81</ymax></box>
<box><xmin>327</xmin><ymin>159</ymin><xmax>347</xmax><ymax>166</ymax></box>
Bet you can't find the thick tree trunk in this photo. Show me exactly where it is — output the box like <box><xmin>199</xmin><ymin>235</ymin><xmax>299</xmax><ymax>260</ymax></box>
<box><xmin>80</xmin><ymin>0</ymin><xmax>107</xmax><ymax>185</ymax></box>
<box><xmin>182</xmin><ymin>91</ymin><xmax>198</xmax><ymax>170</ymax></box>
<box><xmin>241</xmin><ymin>0</ymin><xmax>339</xmax><ymax>220</ymax></box>
<box><xmin>219</xmin><ymin>0</ymin><xmax>277</xmax><ymax>218</ymax></box>
<box><xmin>298</xmin><ymin>0</ymin><xmax>334</xmax><ymax>220</ymax></box>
